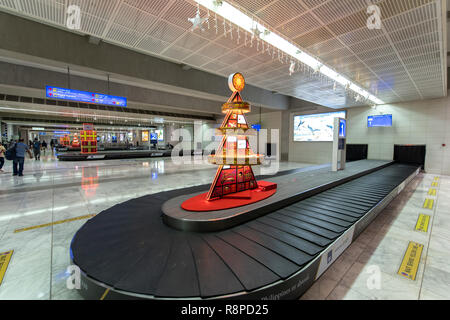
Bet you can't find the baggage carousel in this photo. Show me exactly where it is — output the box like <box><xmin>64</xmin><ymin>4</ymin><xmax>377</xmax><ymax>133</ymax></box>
<box><xmin>70</xmin><ymin>160</ymin><xmax>420</xmax><ymax>300</ymax></box>
<box><xmin>57</xmin><ymin>149</ymin><xmax>173</xmax><ymax>161</ymax></box>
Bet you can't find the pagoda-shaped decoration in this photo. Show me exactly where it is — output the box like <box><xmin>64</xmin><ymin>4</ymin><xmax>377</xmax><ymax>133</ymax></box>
<box><xmin>206</xmin><ymin>73</ymin><xmax>265</xmax><ymax>200</ymax></box>
<box><xmin>72</xmin><ymin>133</ymin><xmax>80</xmax><ymax>148</ymax></box>
<box><xmin>180</xmin><ymin>73</ymin><xmax>277</xmax><ymax>212</ymax></box>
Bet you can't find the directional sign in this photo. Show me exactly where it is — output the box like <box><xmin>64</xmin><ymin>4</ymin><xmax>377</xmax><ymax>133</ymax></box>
<box><xmin>339</xmin><ymin>119</ymin><xmax>346</xmax><ymax>138</ymax></box>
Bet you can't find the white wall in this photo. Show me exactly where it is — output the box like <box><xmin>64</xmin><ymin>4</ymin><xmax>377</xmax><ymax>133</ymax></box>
<box><xmin>246</xmin><ymin>110</ymin><xmax>282</xmax><ymax>155</ymax></box>
<box><xmin>346</xmin><ymin>97</ymin><xmax>450</xmax><ymax>174</ymax></box>
<box><xmin>287</xmin><ymin>96</ymin><xmax>450</xmax><ymax>175</ymax></box>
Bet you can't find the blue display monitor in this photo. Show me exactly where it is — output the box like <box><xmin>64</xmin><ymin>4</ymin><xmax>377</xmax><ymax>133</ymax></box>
<box><xmin>252</xmin><ymin>124</ymin><xmax>261</xmax><ymax>132</ymax></box>
<box><xmin>46</xmin><ymin>86</ymin><xmax>127</xmax><ymax>107</ymax></box>
<box><xmin>339</xmin><ymin>119</ymin><xmax>346</xmax><ymax>138</ymax></box>
<box><xmin>150</xmin><ymin>133</ymin><xmax>158</xmax><ymax>142</ymax></box>
<box><xmin>368</xmin><ymin>114</ymin><xmax>392</xmax><ymax>127</ymax></box>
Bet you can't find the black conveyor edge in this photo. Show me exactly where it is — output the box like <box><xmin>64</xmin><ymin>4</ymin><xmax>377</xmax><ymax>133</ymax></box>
<box><xmin>71</xmin><ymin>162</ymin><xmax>421</xmax><ymax>300</ymax></box>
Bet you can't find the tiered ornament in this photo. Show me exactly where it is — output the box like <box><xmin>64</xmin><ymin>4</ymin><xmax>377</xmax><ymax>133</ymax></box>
<box><xmin>72</xmin><ymin>133</ymin><xmax>80</xmax><ymax>147</ymax></box>
<box><xmin>206</xmin><ymin>73</ymin><xmax>265</xmax><ymax>200</ymax></box>
<box><xmin>181</xmin><ymin>73</ymin><xmax>276</xmax><ymax>212</ymax></box>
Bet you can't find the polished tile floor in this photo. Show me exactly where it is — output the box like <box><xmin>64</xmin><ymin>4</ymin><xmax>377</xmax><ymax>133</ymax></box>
<box><xmin>0</xmin><ymin>154</ymin><xmax>449</xmax><ymax>300</ymax></box>
<box><xmin>0</xmin><ymin>153</ymin><xmax>307</xmax><ymax>300</ymax></box>
<box><xmin>301</xmin><ymin>172</ymin><xmax>450</xmax><ymax>300</ymax></box>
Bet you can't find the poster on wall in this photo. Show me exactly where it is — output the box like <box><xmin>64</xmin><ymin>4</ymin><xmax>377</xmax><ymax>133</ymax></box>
<box><xmin>293</xmin><ymin>111</ymin><xmax>346</xmax><ymax>142</ymax></box>
<box><xmin>142</xmin><ymin>131</ymin><xmax>149</xmax><ymax>142</ymax></box>
<box><xmin>155</xmin><ymin>129</ymin><xmax>164</xmax><ymax>141</ymax></box>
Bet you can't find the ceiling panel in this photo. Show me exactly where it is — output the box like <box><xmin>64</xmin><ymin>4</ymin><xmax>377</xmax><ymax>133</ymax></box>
<box><xmin>0</xmin><ymin>0</ymin><xmax>445</xmax><ymax>109</ymax></box>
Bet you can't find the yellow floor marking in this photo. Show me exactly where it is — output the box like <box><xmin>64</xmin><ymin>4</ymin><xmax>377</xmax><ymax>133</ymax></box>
<box><xmin>415</xmin><ymin>214</ymin><xmax>430</xmax><ymax>233</ymax></box>
<box><xmin>431</xmin><ymin>182</ymin><xmax>438</xmax><ymax>187</ymax></box>
<box><xmin>434</xmin><ymin>177</ymin><xmax>439</xmax><ymax>181</ymax></box>
<box><xmin>100</xmin><ymin>288</ymin><xmax>110</xmax><ymax>300</ymax></box>
<box><xmin>14</xmin><ymin>214</ymin><xmax>96</xmax><ymax>233</ymax></box>
<box><xmin>428</xmin><ymin>188</ymin><xmax>436</xmax><ymax>196</ymax></box>
<box><xmin>398</xmin><ymin>242</ymin><xmax>424</xmax><ymax>281</ymax></box>
<box><xmin>0</xmin><ymin>250</ymin><xmax>14</xmax><ymax>286</ymax></box>
<box><xmin>422</xmin><ymin>198</ymin><xmax>434</xmax><ymax>210</ymax></box>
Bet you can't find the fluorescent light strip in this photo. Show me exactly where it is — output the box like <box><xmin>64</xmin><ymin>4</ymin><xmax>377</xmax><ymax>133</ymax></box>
<box><xmin>0</xmin><ymin>106</ymin><xmax>194</xmax><ymax>124</ymax></box>
<box><xmin>195</xmin><ymin>0</ymin><xmax>384</xmax><ymax>105</ymax></box>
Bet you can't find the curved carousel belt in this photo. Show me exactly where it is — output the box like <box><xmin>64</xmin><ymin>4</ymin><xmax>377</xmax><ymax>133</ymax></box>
<box><xmin>70</xmin><ymin>162</ymin><xmax>420</xmax><ymax>300</ymax></box>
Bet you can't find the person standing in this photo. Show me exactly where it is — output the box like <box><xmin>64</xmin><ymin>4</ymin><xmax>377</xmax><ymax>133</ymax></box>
<box><xmin>12</xmin><ymin>138</ymin><xmax>32</xmax><ymax>176</ymax></box>
<box><xmin>0</xmin><ymin>142</ymin><xmax>6</xmax><ymax>173</ymax></box>
<box><xmin>33</xmin><ymin>138</ymin><xmax>41</xmax><ymax>160</ymax></box>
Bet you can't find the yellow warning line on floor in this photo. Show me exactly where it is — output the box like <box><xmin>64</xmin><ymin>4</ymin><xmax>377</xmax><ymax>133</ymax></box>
<box><xmin>14</xmin><ymin>214</ymin><xmax>96</xmax><ymax>233</ymax></box>
<box><xmin>428</xmin><ymin>188</ymin><xmax>437</xmax><ymax>196</ymax></box>
<box><xmin>0</xmin><ymin>250</ymin><xmax>13</xmax><ymax>286</ymax></box>
<box><xmin>415</xmin><ymin>214</ymin><xmax>430</xmax><ymax>233</ymax></box>
<box><xmin>423</xmin><ymin>198</ymin><xmax>434</xmax><ymax>210</ymax></box>
<box><xmin>431</xmin><ymin>182</ymin><xmax>438</xmax><ymax>187</ymax></box>
<box><xmin>398</xmin><ymin>242</ymin><xmax>424</xmax><ymax>281</ymax></box>
<box><xmin>100</xmin><ymin>288</ymin><xmax>110</xmax><ymax>300</ymax></box>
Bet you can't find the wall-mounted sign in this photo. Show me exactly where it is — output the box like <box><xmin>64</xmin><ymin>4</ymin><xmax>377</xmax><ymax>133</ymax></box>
<box><xmin>293</xmin><ymin>111</ymin><xmax>346</xmax><ymax>142</ymax></box>
<box><xmin>155</xmin><ymin>129</ymin><xmax>164</xmax><ymax>141</ymax></box>
<box><xmin>142</xmin><ymin>131</ymin><xmax>149</xmax><ymax>142</ymax></box>
<box><xmin>46</xmin><ymin>86</ymin><xmax>127</xmax><ymax>107</ymax></box>
<box><xmin>339</xmin><ymin>119</ymin><xmax>346</xmax><ymax>138</ymax></box>
<box><xmin>368</xmin><ymin>114</ymin><xmax>392</xmax><ymax>127</ymax></box>
<box><xmin>32</xmin><ymin>127</ymin><xmax>45</xmax><ymax>131</ymax></box>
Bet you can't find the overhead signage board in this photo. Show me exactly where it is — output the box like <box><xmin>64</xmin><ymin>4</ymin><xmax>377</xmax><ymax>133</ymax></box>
<box><xmin>46</xmin><ymin>86</ymin><xmax>127</xmax><ymax>107</ymax></box>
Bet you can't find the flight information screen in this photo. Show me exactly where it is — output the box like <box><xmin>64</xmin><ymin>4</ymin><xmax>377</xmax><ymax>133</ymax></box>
<box><xmin>368</xmin><ymin>114</ymin><xmax>392</xmax><ymax>127</ymax></box>
<box><xmin>293</xmin><ymin>111</ymin><xmax>346</xmax><ymax>142</ymax></box>
<box><xmin>46</xmin><ymin>86</ymin><xmax>127</xmax><ymax>107</ymax></box>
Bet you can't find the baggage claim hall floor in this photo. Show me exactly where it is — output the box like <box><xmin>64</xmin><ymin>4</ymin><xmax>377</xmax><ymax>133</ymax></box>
<box><xmin>0</xmin><ymin>156</ymin><xmax>449</xmax><ymax>300</ymax></box>
<box><xmin>1</xmin><ymin>0</ymin><xmax>450</xmax><ymax>303</ymax></box>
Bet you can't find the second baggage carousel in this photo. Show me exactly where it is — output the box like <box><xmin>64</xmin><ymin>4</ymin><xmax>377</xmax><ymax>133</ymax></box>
<box><xmin>70</xmin><ymin>160</ymin><xmax>420</xmax><ymax>300</ymax></box>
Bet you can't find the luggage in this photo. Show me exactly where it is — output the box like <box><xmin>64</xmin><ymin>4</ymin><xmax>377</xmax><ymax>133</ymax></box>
<box><xmin>5</xmin><ymin>144</ymin><xmax>16</xmax><ymax>160</ymax></box>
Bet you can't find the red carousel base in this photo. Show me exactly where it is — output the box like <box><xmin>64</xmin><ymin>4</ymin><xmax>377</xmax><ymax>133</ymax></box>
<box><xmin>181</xmin><ymin>181</ymin><xmax>277</xmax><ymax>212</ymax></box>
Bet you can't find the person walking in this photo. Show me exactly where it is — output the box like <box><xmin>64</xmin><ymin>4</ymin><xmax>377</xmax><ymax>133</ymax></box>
<box><xmin>42</xmin><ymin>140</ymin><xmax>47</xmax><ymax>155</ymax></box>
<box><xmin>12</xmin><ymin>138</ymin><xmax>32</xmax><ymax>176</ymax></box>
<box><xmin>33</xmin><ymin>138</ymin><xmax>41</xmax><ymax>160</ymax></box>
<box><xmin>0</xmin><ymin>142</ymin><xmax>6</xmax><ymax>173</ymax></box>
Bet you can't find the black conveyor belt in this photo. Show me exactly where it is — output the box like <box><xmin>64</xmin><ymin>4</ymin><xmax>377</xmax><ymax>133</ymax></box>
<box><xmin>71</xmin><ymin>163</ymin><xmax>419</xmax><ymax>299</ymax></box>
